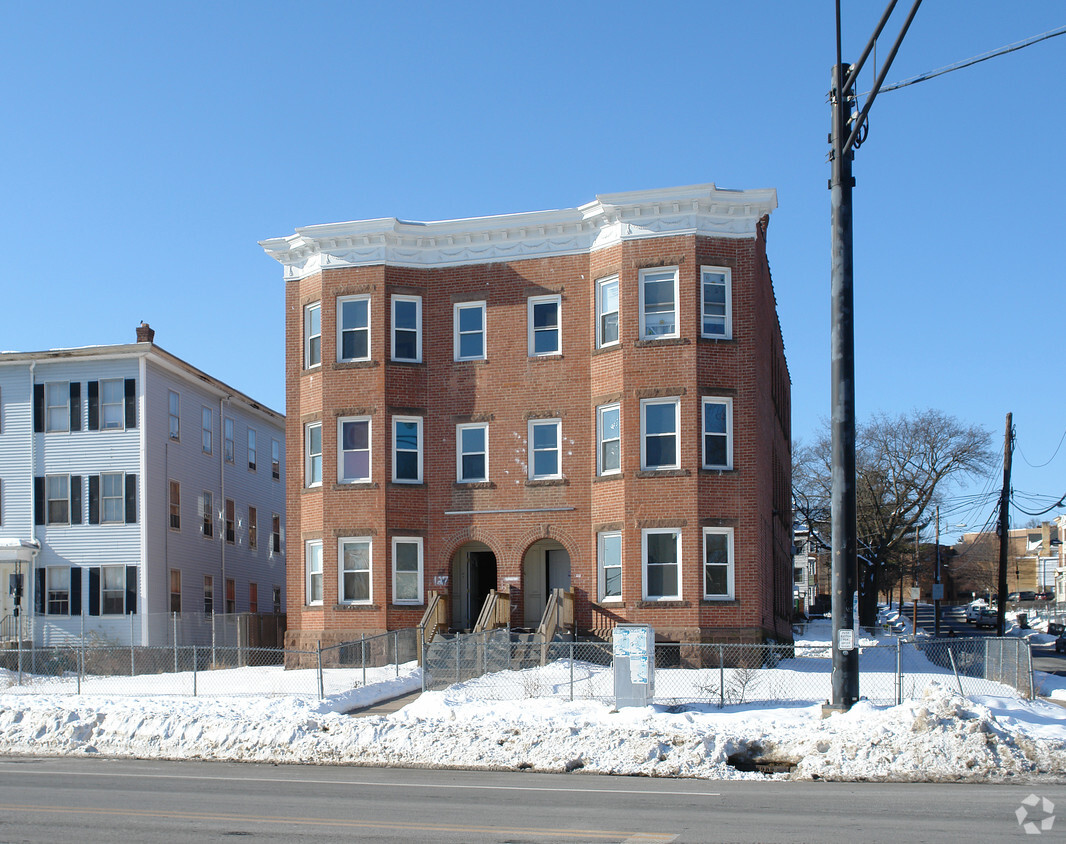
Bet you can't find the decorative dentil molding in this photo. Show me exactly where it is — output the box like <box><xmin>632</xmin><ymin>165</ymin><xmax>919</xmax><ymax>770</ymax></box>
<box><xmin>260</xmin><ymin>183</ymin><xmax>777</xmax><ymax>281</ymax></box>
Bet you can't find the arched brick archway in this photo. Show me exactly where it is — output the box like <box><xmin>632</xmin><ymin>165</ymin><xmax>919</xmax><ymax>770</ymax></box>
<box><xmin>435</xmin><ymin>527</ymin><xmax>507</xmax><ymax>631</ymax></box>
<box><xmin>514</xmin><ymin>525</ymin><xmax>581</xmax><ymax>628</ymax></box>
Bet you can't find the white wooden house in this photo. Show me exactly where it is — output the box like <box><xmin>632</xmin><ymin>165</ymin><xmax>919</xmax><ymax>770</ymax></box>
<box><xmin>0</xmin><ymin>323</ymin><xmax>285</xmax><ymax>646</ymax></box>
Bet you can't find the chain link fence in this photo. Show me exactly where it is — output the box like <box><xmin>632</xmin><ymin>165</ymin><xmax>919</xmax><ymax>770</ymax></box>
<box><xmin>421</xmin><ymin>633</ymin><xmax>1034</xmax><ymax>706</ymax></box>
<box><xmin>0</xmin><ymin>629</ymin><xmax>418</xmax><ymax>699</ymax></box>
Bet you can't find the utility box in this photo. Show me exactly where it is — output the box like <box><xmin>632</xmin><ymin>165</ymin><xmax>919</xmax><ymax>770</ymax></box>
<box><xmin>613</xmin><ymin>625</ymin><xmax>654</xmax><ymax>708</ymax></box>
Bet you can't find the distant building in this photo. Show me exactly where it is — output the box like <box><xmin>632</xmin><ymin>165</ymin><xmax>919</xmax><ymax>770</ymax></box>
<box><xmin>0</xmin><ymin>323</ymin><xmax>286</xmax><ymax>646</ymax></box>
<box><xmin>952</xmin><ymin>524</ymin><xmax>1056</xmax><ymax>599</ymax></box>
<box><xmin>263</xmin><ymin>183</ymin><xmax>794</xmax><ymax>649</ymax></box>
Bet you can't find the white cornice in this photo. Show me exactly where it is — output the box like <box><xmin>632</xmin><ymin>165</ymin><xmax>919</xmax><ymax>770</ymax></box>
<box><xmin>260</xmin><ymin>183</ymin><xmax>777</xmax><ymax>281</ymax></box>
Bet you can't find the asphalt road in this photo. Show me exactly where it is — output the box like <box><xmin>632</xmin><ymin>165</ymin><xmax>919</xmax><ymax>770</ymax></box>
<box><xmin>0</xmin><ymin>757</ymin><xmax>1062</xmax><ymax>843</ymax></box>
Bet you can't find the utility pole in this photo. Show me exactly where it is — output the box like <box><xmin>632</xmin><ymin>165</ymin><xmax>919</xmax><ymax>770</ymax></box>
<box><xmin>997</xmin><ymin>413</ymin><xmax>1013</xmax><ymax>636</ymax></box>
<box><xmin>934</xmin><ymin>505</ymin><xmax>941</xmax><ymax>637</ymax></box>
<box><xmin>827</xmin><ymin>0</ymin><xmax>922</xmax><ymax>714</ymax></box>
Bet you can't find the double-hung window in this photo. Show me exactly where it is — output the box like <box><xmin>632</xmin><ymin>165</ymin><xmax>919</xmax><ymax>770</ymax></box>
<box><xmin>338</xmin><ymin>417</ymin><xmax>371</xmax><ymax>483</ymax></box>
<box><xmin>701</xmin><ymin>266</ymin><xmax>732</xmax><ymax>339</ymax></box>
<box><xmin>168</xmin><ymin>390</ymin><xmax>180</xmax><ymax>441</ymax></box>
<box><xmin>170</xmin><ymin>569</ymin><xmax>181</xmax><ymax>614</ymax></box>
<box><xmin>305</xmin><ymin>422</ymin><xmax>322</xmax><ymax>487</ymax></box>
<box><xmin>391</xmin><ymin>295</ymin><xmax>422</xmax><ymax>362</ymax></box>
<box><xmin>392</xmin><ymin>537</ymin><xmax>423</xmax><ymax>605</ymax></box>
<box><xmin>224</xmin><ymin>417</ymin><xmax>234</xmax><ymax>464</ymax></box>
<box><xmin>225</xmin><ymin>498</ymin><xmax>235</xmax><ymax>544</ymax></box>
<box><xmin>639</xmin><ymin>267</ymin><xmax>679</xmax><ymax>339</ymax></box>
<box><xmin>201</xmin><ymin>407</ymin><xmax>212</xmax><ymax>454</ymax></box>
<box><xmin>169</xmin><ymin>481</ymin><xmax>180</xmax><ymax>530</ymax></box>
<box><xmin>456</xmin><ymin>423</ymin><xmax>488</xmax><ymax>483</ymax></box>
<box><xmin>47</xmin><ymin>567</ymin><xmax>70</xmax><ymax>615</ymax></box>
<box><xmin>101</xmin><ymin>565</ymin><xmax>126</xmax><ymax>614</ymax></box>
<box><xmin>596</xmin><ymin>275</ymin><xmax>619</xmax><ymax>348</ymax></box>
<box><xmin>640</xmin><ymin>398</ymin><xmax>679</xmax><ymax>470</ymax></box>
<box><xmin>47</xmin><ymin>475</ymin><xmax>70</xmax><ymax>525</ymax></box>
<box><xmin>598</xmin><ymin>531</ymin><xmax>622</xmax><ymax>601</ymax></box>
<box><xmin>101</xmin><ymin>473</ymin><xmax>124</xmax><ymax>523</ymax></box>
<box><xmin>528</xmin><ymin>419</ymin><xmax>561</xmax><ymax>480</ymax></box>
<box><xmin>271</xmin><ymin>514</ymin><xmax>281</xmax><ymax>555</ymax></box>
<box><xmin>305</xmin><ymin>540</ymin><xmax>323</xmax><ymax>605</ymax></box>
<box><xmin>248</xmin><ymin>428</ymin><xmax>257</xmax><ymax>471</ymax></box>
<box><xmin>642</xmin><ymin>528</ymin><xmax>681</xmax><ymax>600</ymax></box>
<box><xmin>454</xmin><ymin>301</ymin><xmax>486</xmax><ymax>361</ymax></box>
<box><xmin>703</xmin><ymin>527</ymin><xmax>735</xmax><ymax>600</ymax></box>
<box><xmin>248</xmin><ymin>506</ymin><xmax>257</xmax><ymax>549</ymax></box>
<box><xmin>528</xmin><ymin>295</ymin><xmax>561</xmax><ymax>356</ymax></box>
<box><xmin>338</xmin><ymin>295</ymin><xmax>371</xmax><ymax>362</ymax></box>
<box><xmin>46</xmin><ymin>382</ymin><xmax>70</xmax><ymax>432</ymax></box>
<box><xmin>271</xmin><ymin>438</ymin><xmax>281</xmax><ymax>480</ymax></box>
<box><xmin>202</xmin><ymin>491</ymin><xmax>213</xmax><ymax>538</ymax></box>
<box><xmin>392</xmin><ymin>416</ymin><xmax>423</xmax><ymax>483</ymax></box>
<box><xmin>702</xmin><ymin>397</ymin><xmax>733</xmax><ymax>470</ymax></box>
<box><xmin>597</xmin><ymin>404</ymin><xmax>620</xmax><ymax>475</ymax></box>
<box><xmin>304</xmin><ymin>302</ymin><xmax>322</xmax><ymax>368</ymax></box>
<box><xmin>100</xmin><ymin>379</ymin><xmax>124</xmax><ymax>430</ymax></box>
<box><xmin>204</xmin><ymin>576</ymin><xmax>214</xmax><ymax>614</ymax></box>
<box><xmin>339</xmin><ymin>537</ymin><xmax>371</xmax><ymax>604</ymax></box>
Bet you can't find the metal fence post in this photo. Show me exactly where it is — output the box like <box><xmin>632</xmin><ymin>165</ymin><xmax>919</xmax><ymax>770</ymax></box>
<box><xmin>420</xmin><ymin>628</ymin><xmax>427</xmax><ymax>694</ymax></box>
<box><xmin>456</xmin><ymin>634</ymin><xmax>461</xmax><ymax>684</ymax></box>
<box><xmin>130</xmin><ymin>613</ymin><xmax>135</xmax><ymax>676</ymax></box>
<box><xmin>193</xmin><ymin>645</ymin><xmax>198</xmax><ymax>697</ymax></box>
<box><xmin>895</xmin><ymin>637</ymin><xmax>902</xmax><ymax>706</ymax></box>
<box><xmin>718</xmin><ymin>645</ymin><xmax>725</xmax><ymax>709</ymax></box>
<box><xmin>1025</xmin><ymin>639</ymin><xmax>1035</xmax><ymax>699</ymax></box>
<box><xmin>361</xmin><ymin>633</ymin><xmax>367</xmax><ymax>687</ymax></box>
<box><xmin>395</xmin><ymin>629</ymin><xmax>400</xmax><ymax>678</ymax></box>
<box><xmin>80</xmin><ymin>612</ymin><xmax>85</xmax><ymax>690</ymax></box>
<box><xmin>173</xmin><ymin>613</ymin><xmax>179</xmax><ymax>673</ymax></box>
<box><xmin>569</xmin><ymin>640</ymin><xmax>574</xmax><ymax>702</ymax></box>
<box><xmin>317</xmin><ymin>640</ymin><xmax>324</xmax><ymax>700</ymax></box>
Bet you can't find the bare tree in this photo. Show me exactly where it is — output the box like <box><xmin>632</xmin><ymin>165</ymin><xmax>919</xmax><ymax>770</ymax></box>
<box><xmin>794</xmin><ymin>409</ymin><xmax>994</xmax><ymax>626</ymax></box>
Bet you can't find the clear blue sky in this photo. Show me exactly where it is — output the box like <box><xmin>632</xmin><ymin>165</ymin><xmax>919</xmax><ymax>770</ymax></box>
<box><xmin>2</xmin><ymin>1</ymin><xmax>1063</xmax><ymax>536</ymax></box>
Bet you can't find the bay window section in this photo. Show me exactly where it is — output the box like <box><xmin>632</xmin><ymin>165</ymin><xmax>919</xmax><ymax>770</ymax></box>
<box><xmin>454</xmin><ymin>301</ymin><xmax>486</xmax><ymax>361</ymax></box>
<box><xmin>392</xmin><ymin>417</ymin><xmax>423</xmax><ymax>483</ymax></box>
<box><xmin>305</xmin><ymin>540</ymin><xmax>323</xmax><ymax>605</ymax></box>
<box><xmin>338</xmin><ymin>295</ymin><xmax>370</xmax><ymax>361</ymax></box>
<box><xmin>703</xmin><ymin>527</ymin><xmax>735</xmax><ymax>600</ymax></box>
<box><xmin>640</xmin><ymin>398</ymin><xmax>679</xmax><ymax>470</ymax></box>
<box><xmin>528</xmin><ymin>295</ymin><xmax>561</xmax><ymax>356</ymax></box>
<box><xmin>702</xmin><ymin>397</ymin><xmax>733</xmax><ymax>470</ymax></box>
<box><xmin>597</xmin><ymin>404</ymin><xmax>620</xmax><ymax>475</ymax></box>
<box><xmin>339</xmin><ymin>417</ymin><xmax>371</xmax><ymax>483</ymax></box>
<box><xmin>339</xmin><ymin>537</ymin><xmax>371</xmax><ymax>604</ymax></box>
<box><xmin>598</xmin><ymin>531</ymin><xmax>622</xmax><ymax>601</ymax></box>
<box><xmin>391</xmin><ymin>295</ymin><xmax>422</xmax><ymax>362</ymax></box>
<box><xmin>642</xmin><ymin>528</ymin><xmax>681</xmax><ymax>601</ymax></box>
<box><xmin>639</xmin><ymin>267</ymin><xmax>678</xmax><ymax>339</ymax></box>
<box><xmin>305</xmin><ymin>422</ymin><xmax>322</xmax><ymax>488</ymax></box>
<box><xmin>392</xmin><ymin>537</ymin><xmax>423</xmax><ymax>605</ymax></box>
<box><xmin>596</xmin><ymin>275</ymin><xmax>619</xmax><ymax>348</ymax></box>
<box><xmin>701</xmin><ymin>266</ymin><xmax>732</xmax><ymax>339</ymax></box>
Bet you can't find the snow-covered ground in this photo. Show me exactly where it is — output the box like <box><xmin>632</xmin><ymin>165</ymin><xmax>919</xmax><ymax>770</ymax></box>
<box><xmin>1</xmin><ymin>619</ymin><xmax>1065</xmax><ymax>782</ymax></box>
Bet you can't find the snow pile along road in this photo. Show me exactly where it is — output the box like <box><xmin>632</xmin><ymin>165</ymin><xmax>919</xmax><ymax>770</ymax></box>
<box><xmin>2</xmin><ymin>667</ymin><xmax>1065</xmax><ymax>782</ymax></box>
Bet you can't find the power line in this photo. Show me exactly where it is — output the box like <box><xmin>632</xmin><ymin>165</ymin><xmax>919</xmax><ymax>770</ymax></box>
<box><xmin>1019</xmin><ymin>425</ymin><xmax>1066</xmax><ymax>469</ymax></box>
<box><xmin>871</xmin><ymin>25</ymin><xmax>1066</xmax><ymax>94</ymax></box>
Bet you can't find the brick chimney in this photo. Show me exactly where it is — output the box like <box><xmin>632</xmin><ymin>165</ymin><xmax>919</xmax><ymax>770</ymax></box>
<box><xmin>136</xmin><ymin>321</ymin><xmax>155</xmax><ymax>344</ymax></box>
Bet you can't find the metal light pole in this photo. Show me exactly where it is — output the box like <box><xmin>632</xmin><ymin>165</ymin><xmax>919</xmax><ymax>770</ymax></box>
<box><xmin>827</xmin><ymin>0</ymin><xmax>922</xmax><ymax>713</ymax></box>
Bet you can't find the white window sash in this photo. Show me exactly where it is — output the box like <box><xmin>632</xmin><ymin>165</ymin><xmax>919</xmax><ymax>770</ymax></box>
<box><xmin>703</xmin><ymin>527</ymin><xmax>735</xmax><ymax>600</ymax></box>
<box><xmin>454</xmin><ymin>301</ymin><xmax>486</xmax><ymax>361</ymax></box>
<box><xmin>702</xmin><ymin>397</ymin><xmax>733</xmax><ymax>470</ymax></box>
<box><xmin>391</xmin><ymin>295</ymin><xmax>422</xmax><ymax>362</ymax></box>
<box><xmin>338</xmin><ymin>295</ymin><xmax>372</xmax><ymax>362</ymax></box>
<box><xmin>392</xmin><ymin>416</ymin><xmax>423</xmax><ymax>483</ymax></box>
<box><xmin>527</xmin><ymin>294</ymin><xmax>561</xmax><ymax>357</ymax></box>
<box><xmin>700</xmin><ymin>266</ymin><xmax>732</xmax><ymax>340</ymax></box>
<box><xmin>640</xmin><ymin>398</ymin><xmax>680</xmax><ymax>470</ymax></box>
<box><xmin>642</xmin><ymin>528</ymin><xmax>681</xmax><ymax>601</ymax></box>
<box><xmin>456</xmin><ymin>423</ymin><xmax>489</xmax><ymax>483</ymax></box>
<box><xmin>338</xmin><ymin>417</ymin><xmax>372</xmax><ymax>483</ymax></box>
<box><xmin>596</xmin><ymin>275</ymin><xmax>620</xmax><ymax>348</ymax></box>
<box><xmin>338</xmin><ymin>537</ymin><xmax>372</xmax><ymax>604</ymax></box>
<box><xmin>639</xmin><ymin>267</ymin><xmax>679</xmax><ymax>339</ymax></box>
<box><xmin>306</xmin><ymin>540</ymin><xmax>323</xmax><ymax>605</ymax></box>
<box><xmin>528</xmin><ymin>419</ymin><xmax>561</xmax><ymax>480</ymax></box>
<box><xmin>392</xmin><ymin>537</ymin><xmax>424</xmax><ymax>605</ymax></box>
<box><xmin>597</xmin><ymin>404</ymin><xmax>621</xmax><ymax>476</ymax></box>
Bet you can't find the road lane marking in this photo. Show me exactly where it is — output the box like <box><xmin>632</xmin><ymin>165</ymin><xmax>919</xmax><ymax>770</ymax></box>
<box><xmin>0</xmin><ymin>803</ymin><xmax>679</xmax><ymax>841</ymax></box>
<box><xmin>0</xmin><ymin>764</ymin><xmax>720</xmax><ymax>797</ymax></box>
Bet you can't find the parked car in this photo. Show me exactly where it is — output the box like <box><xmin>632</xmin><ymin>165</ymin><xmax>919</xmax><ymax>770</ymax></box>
<box><xmin>1018</xmin><ymin>591</ymin><xmax>1037</xmax><ymax>602</ymax></box>
<box><xmin>974</xmin><ymin>608</ymin><xmax>999</xmax><ymax>629</ymax></box>
<box><xmin>1007</xmin><ymin>592</ymin><xmax>1020</xmax><ymax>603</ymax></box>
<box><xmin>1036</xmin><ymin>591</ymin><xmax>1054</xmax><ymax>602</ymax></box>
<box><xmin>1055</xmin><ymin>633</ymin><xmax>1066</xmax><ymax>654</ymax></box>
<box><xmin>965</xmin><ymin>600</ymin><xmax>988</xmax><ymax>623</ymax></box>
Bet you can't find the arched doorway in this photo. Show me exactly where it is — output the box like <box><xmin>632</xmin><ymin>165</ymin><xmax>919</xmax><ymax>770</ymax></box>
<box><xmin>450</xmin><ymin>541</ymin><xmax>497</xmax><ymax>630</ymax></box>
<box><xmin>522</xmin><ymin>539</ymin><xmax>571</xmax><ymax>628</ymax></box>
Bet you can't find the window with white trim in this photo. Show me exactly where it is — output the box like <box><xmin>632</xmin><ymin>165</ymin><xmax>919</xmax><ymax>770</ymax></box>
<box><xmin>702</xmin><ymin>397</ymin><xmax>733</xmax><ymax>470</ymax></box>
<box><xmin>639</xmin><ymin>267</ymin><xmax>679</xmax><ymax>339</ymax></box>
<box><xmin>100</xmin><ymin>379</ymin><xmax>124</xmax><ymax>430</ymax></box>
<box><xmin>168</xmin><ymin>390</ymin><xmax>180</xmax><ymax>441</ymax></box>
<box><xmin>170</xmin><ymin>569</ymin><xmax>181</xmax><ymax>614</ymax></box>
<box><xmin>598</xmin><ymin>531</ymin><xmax>622</xmax><ymax>601</ymax></box>
<box><xmin>597</xmin><ymin>404</ymin><xmax>620</xmax><ymax>475</ymax></box>
<box><xmin>201</xmin><ymin>491</ymin><xmax>213</xmax><ymax>538</ymax></box>
<box><xmin>642</xmin><ymin>528</ymin><xmax>681</xmax><ymax>600</ymax></box>
<box><xmin>306</xmin><ymin>540</ymin><xmax>323</xmax><ymax>605</ymax></box>
<box><xmin>304</xmin><ymin>302</ymin><xmax>321</xmax><ymax>368</ymax></box>
<box><xmin>305</xmin><ymin>422</ymin><xmax>322</xmax><ymax>487</ymax></box>
<box><xmin>248</xmin><ymin>505</ymin><xmax>257</xmax><ymax>550</ymax></box>
<box><xmin>338</xmin><ymin>417</ymin><xmax>371</xmax><ymax>483</ymax></box>
<box><xmin>46</xmin><ymin>382</ymin><xmax>69</xmax><ymax>432</ymax></box>
<box><xmin>456</xmin><ymin>423</ymin><xmax>488</xmax><ymax>483</ymax></box>
<box><xmin>271</xmin><ymin>513</ymin><xmax>281</xmax><ymax>555</ymax></box>
<box><xmin>201</xmin><ymin>407</ymin><xmax>212</xmax><ymax>454</ymax></box>
<box><xmin>392</xmin><ymin>537</ymin><xmax>423</xmax><ymax>605</ymax></box>
<box><xmin>339</xmin><ymin>537</ymin><xmax>371</xmax><ymax>604</ymax></box>
<box><xmin>640</xmin><ymin>398</ymin><xmax>679</xmax><ymax>470</ymax></box>
<box><xmin>391</xmin><ymin>295</ymin><xmax>422</xmax><ymax>362</ymax></box>
<box><xmin>392</xmin><ymin>416</ymin><xmax>423</xmax><ymax>483</ymax></box>
<box><xmin>338</xmin><ymin>295</ymin><xmax>371</xmax><ymax>362</ymax></box>
<box><xmin>271</xmin><ymin>438</ymin><xmax>280</xmax><ymax>480</ymax></box>
<box><xmin>224</xmin><ymin>417</ymin><xmax>235</xmax><ymax>464</ymax></box>
<box><xmin>101</xmin><ymin>472</ymin><xmax>124</xmax><ymax>524</ymax></box>
<box><xmin>528</xmin><ymin>419</ymin><xmax>561</xmax><ymax>480</ymax></box>
<box><xmin>701</xmin><ymin>266</ymin><xmax>732</xmax><ymax>339</ymax></box>
<box><xmin>101</xmin><ymin>565</ymin><xmax>126</xmax><ymax>615</ymax></box>
<box><xmin>47</xmin><ymin>566</ymin><xmax>70</xmax><ymax>615</ymax></box>
<box><xmin>528</xmin><ymin>295</ymin><xmax>561</xmax><ymax>356</ymax></box>
<box><xmin>703</xmin><ymin>527</ymin><xmax>735</xmax><ymax>600</ymax></box>
<box><xmin>454</xmin><ymin>301</ymin><xmax>486</xmax><ymax>361</ymax></box>
<box><xmin>47</xmin><ymin>474</ymin><xmax>70</xmax><ymax>525</ymax></box>
<box><xmin>596</xmin><ymin>275</ymin><xmax>619</xmax><ymax>348</ymax></box>
<box><xmin>248</xmin><ymin>428</ymin><xmax>257</xmax><ymax>472</ymax></box>
<box><xmin>225</xmin><ymin>498</ymin><xmax>235</xmax><ymax>544</ymax></box>
<box><xmin>169</xmin><ymin>480</ymin><xmax>180</xmax><ymax>531</ymax></box>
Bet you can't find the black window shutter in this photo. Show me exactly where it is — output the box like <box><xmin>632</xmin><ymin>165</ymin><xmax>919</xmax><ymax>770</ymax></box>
<box><xmin>125</xmin><ymin>474</ymin><xmax>137</xmax><ymax>524</ymax></box>
<box><xmin>34</xmin><ymin>477</ymin><xmax>45</xmax><ymax>525</ymax></box>
<box><xmin>69</xmin><ymin>382</ymin><xmax>81</xmax><ymax>431</ymax></box>
<box><xmin>88</xmin><ymin>476</ymin><xmax>100</xmax><ymax>524</ymax></box>
<box><xmin>33</xmin><ymin>384</ymin><xmax>44</xmax><ymax>432</ymax></box>
<box><xmin>125</xmin><ymin>566</ymin><xmax>138</xmax><ymax>615</ymax></box>
<box><xmin>87</xmin><ymin>381</ymin><xmax>99</xmax><ymax>431</ymax></box>
<box><xmin>88</xmin><ymin>567</ymin><xmax>100</xmax><ymax>616</ymax></box>
<box><xmin>124</xmin><ymin>378</ymin><xmax>136</xmax><ymax>429</ymax></box>
<box><xmin>70</xmin><ymin>475</ymin><xmax>82</xmax><ymax>525</ymax></box>
<box><xmin>70</xmin><ymin>566</ymin><xmax>82</xmax><ymax>616</ymax></box>
<box><xmin>35</xmin><ymin>568</ymin><xmax>45</xmax><ymax>615</ymax></box>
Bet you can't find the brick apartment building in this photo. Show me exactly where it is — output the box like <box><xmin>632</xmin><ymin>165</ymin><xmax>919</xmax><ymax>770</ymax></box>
<box><xmin>261</xmin><ymin>183</ymin><xmax>793</xmax><ymax>650</ymax></box>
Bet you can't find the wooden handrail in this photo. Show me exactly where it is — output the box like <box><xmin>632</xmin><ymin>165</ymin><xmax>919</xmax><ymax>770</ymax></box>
<box><xmin>419</xmin><ymin>591</ymin><xmax>447</xmax><ymax>644</ymax></box>
<box><xmin>537</xmin><ymin>588</ymin><xmax>575</xmax><ymax>665</ymax></box>
<box><xmin>473</xmin><ymin>589</ymin><xmax>510</xmax><ymax>633</ymax></box>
